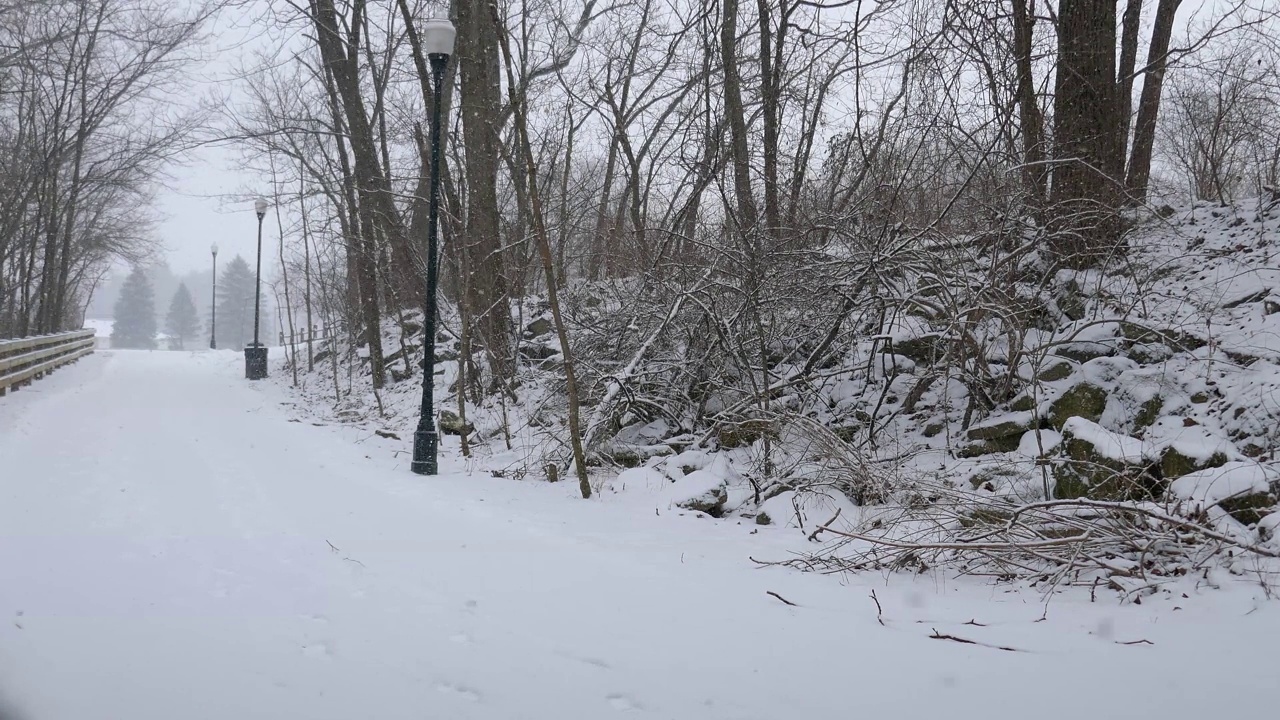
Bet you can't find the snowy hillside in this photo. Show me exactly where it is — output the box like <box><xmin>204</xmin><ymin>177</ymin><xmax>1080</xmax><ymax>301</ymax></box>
<box><xmin>274</xmin><ymin>197</ymin><xmax>1280</xmax><ymax>602</ymax></box>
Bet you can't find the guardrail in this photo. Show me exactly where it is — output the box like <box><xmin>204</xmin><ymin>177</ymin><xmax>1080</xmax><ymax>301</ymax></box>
<box><xmin>0</xmin><ymin>329</ymin><xmax>96</xmax><ymax>397</ymax></box>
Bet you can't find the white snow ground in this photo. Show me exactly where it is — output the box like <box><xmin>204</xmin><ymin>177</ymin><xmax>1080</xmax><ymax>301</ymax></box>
<box><xmin>2</xmin><ymin>350</ymin><xmax>1279</xmax><ymax>720</ymax></box>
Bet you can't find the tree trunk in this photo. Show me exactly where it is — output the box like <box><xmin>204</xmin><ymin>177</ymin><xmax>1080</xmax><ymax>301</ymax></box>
<box><xmin>756</xmin><ymin>0</ymin><xmax>781</xmax><ymax>243</ymax></box>
<box><xmin>1116</xmin><ymin>0</ymin><xmax>1143</xmax><ymax>147</ymax></box>
<box><xmin>495</xmin><ymin>10</ymin><xmax>591</xmax><ymax>499</ymax></box>
<box><xmin>1050</xmin><ymin>0</ymin><xmax>1123</xmax><ymax>267</ymax></box>
<box><xmin>1012</xmin><ymin>0</ymin><xmax>1047</xmax><ymax>209</ymax></box>
<box><xmin>456</xmin><ymin>0</ymin><xmax>513</xmax><ymax>383</ymax></box>
<box><xmin>721</xmin><ymin>0</ymin><xmax>757</xmax><ymax>232</ymax></box>
<box><xmin>315</xmin><ymin>23</ymin><xmax>386</xmax><ymax>388</ymax></box>
<box><xmin>1126</xmin><ymin>0</ymin><xmax>1184</xmax><ymax>202</ymax></box>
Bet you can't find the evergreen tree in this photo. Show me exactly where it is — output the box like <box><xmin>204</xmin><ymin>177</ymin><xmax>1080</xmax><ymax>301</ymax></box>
<box><xmin>215</xmin><ymin>255</ymin><xmax>258</xmax><ymax>349</ymax></box>
<box><xmin>164</xmin><ymin>283</ymin><xmax>200</xmax><ymax>350</ymax></box>
<box><xmin>111</xmin><ymin>267</ymin><xmax>157</xmax><ymax>349</ymax></box>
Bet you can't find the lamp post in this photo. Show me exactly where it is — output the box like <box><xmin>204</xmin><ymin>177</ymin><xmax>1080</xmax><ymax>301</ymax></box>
<box><xmin>411</xmin><ymin>14</ymin><xmax>456</xmax><ymax>476</ymax></box>
<box><xmin>210</xmin><ymin>243</ymin><xmax>218</xmax><ymax>349</ymax></box>
<box><xmin>244</xmin><ymin>197</ymin><xmax>269</xmax><ymax>380</ymax></box>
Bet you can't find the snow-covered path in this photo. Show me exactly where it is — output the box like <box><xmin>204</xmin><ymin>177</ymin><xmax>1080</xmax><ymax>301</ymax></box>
<box><xmin>1</xmin><ymin>350</ymin><xmax>1278</xmax><ymax>719</ymax></box>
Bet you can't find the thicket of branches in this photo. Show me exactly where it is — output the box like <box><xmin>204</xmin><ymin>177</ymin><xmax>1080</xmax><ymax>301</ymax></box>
<box><xmin>232</xmin><ymin>1</ymin><xmax>1278</xmax><ymax>490</ymax></box>
<box><xmin>0</xmin><ymin>0</ymin><xmax>215</xmax><ymax>338</ymax></box>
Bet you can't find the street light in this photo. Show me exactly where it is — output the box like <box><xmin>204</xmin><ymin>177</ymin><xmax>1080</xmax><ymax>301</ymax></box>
<box><xmin>210</xmin><ymin>243</ymin><xmax>218</xmax><ymax>349</ymax></box>
<box><xmin>244</xmin><ymin>197</ymin><xmax>269</xmax><ymax>380</ymax></box>
<box><xmin>411</xmin><ymin>14</ymin><xmax>456</xmax><ymax>476</ymax></box>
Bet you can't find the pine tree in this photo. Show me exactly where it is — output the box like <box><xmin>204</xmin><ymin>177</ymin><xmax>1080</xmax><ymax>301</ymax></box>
<box><xmin>215</xmin><ymin>255</ymin><xmax>258</xmax><ymax>349</ymax></box>
<box><xmin>165</xmin><ymin>283</ymin><xmax>200</xmax><ymax>350</ymax></box>
<box><xmin>111</xmin><ymin>267</ymin><xmax>157</xmax><ymax>349</ymax></box>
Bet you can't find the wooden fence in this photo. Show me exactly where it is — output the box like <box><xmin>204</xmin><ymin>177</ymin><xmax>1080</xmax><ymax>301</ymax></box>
<box><xmin>0</xmin><ymin>329</ymin><xmax>95</xmax><ymax>397</ymax></box>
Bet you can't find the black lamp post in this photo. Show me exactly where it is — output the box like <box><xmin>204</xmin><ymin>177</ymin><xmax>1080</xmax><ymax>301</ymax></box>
<box><xmin>209</xmin><ymin>243</ymin><xmax>218</xmax><ymax>349</ymax></box>
<box><xmin>244</xmin><ymin>197</ymin><xmax>269</xmax><ymax>380</ymax></box>
<box><xmin>411</xmin><ymin>14</ymin><xmax>456</xmax><ymax>476</ymax></box>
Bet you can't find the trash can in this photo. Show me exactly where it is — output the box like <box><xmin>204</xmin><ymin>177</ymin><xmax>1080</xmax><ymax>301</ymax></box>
<box><xmin>244</xmin><ymin>344</ymin><xmax>268</xmax><ymax>380</ymax></box>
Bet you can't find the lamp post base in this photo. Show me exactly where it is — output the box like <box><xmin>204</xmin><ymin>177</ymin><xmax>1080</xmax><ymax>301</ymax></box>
<box><xmin>244</xmin><ymin>344</ymin><xmax>268</xmax><ymax>380</ymax></box>
<box><xmin>411</xmin><ymin>429</ymin><xmax>439</xmax><ymax>475</ymax></box>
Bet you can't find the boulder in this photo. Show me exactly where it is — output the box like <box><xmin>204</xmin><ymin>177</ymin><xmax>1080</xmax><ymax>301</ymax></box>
<box><xmin>599</xmin><ymin>443</ymin><xmax>671</xmax><ymax>468</ymax></box>
<box><xmin>1055</xmin><ymin>342</ymin><xmax>1116</xmax><ymax>364</ymax></box>
<box><xmin>1056</xmin><ymin>280</ymin><xmax>1087</xmax><ymax>321</ymax></box>
<box><xmin>717</xmin><ymin>419</ymin><xmax>777</xmax><ymax>449</ymax></box>
<box><xmin>518</xmin><ymin>342</ymin><xmax>558</xmax><ymax>361</ymax></box>
<box><xmin>438</xmin><ymin>410</ymin><xmax>475</xmax><ymax>436</ymax></box>
<box><xmin>1169</xmin><ymin>462</ymin><xmax>1278</xmax><ymax>525</ymax></box>
<box><xmin>1009</xmin><ymin>394</ymin><xmax>1036</xmax><ymax>412</ymax></box>
<box><xmin>1053</xmin><ymin>418</ymin><xmax>1158</xmax><ymax>500</ymax></box>
<box><xmin>1159</xmin><ymin>445</ymin><xmax>1228</xmax><ymax>480</ymax></box>
<box><xmin>957</xmin><ymin>439</ymin><xmax>1020</xmax><ymax>458</ymax></box>
<box><xmin>1132</xmin><ymin>396</ymin><xmax>1164</xmax><ymax>433</ymax></box>
<box><xmin>967</xmin><ymin>413</ymin><xmax>1033</xmax><ymax>441</ymax></box>
<box><xmin>887</xmin><ymin>334</ymin><xmax>950</xmax><ymax>366</ymax></box>
<box><xmin>831</xmin><ymin>425</ymin><xmax>860</xmax><ymax>443</ymax></box>
<box><xmin>1221</xmin><ymin>289</ymin><xmax>1268</xmax><ymax>310</ymax></box>
<box><xmin>959</xmin><ymin>413</ymin><xmax>1033</xmax><ymax>457</ymax></box>
<box><xmin>668</xmin><ymin>470</ymin><xmax>730</xmax><ymax>517</ymax></box>
<box><xmin>1128</xmin><ymin>343</ymin><xmax>1173</xmax><ymax>365</ymax></box>
<box><xmin>1037</xmin><ymin>360</ymin><xmax>1074</xmax><ymax>382</ymax></box>
<box><xmin>1219</xmin><ymin>492</ymin><xmax>1276</xmax><ymax>525</ymax></box>
<box><xmin>1118</xmin><ymin>321</ymin><xmax>1206</xmax><ymax>352</ymax></box>
<box><xmin>1047</xmin><ymin>382</ymin><xmax>1108</xmax><ymax>430</ymax></box>
<box><xmin>525</xmin><ymin>317</ymin><xmax>552</xmax><ymax>338</ymax></box>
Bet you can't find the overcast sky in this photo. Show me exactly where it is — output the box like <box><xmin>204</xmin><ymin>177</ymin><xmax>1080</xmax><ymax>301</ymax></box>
<box><xmin>152</xmin><ymin>0</ymin><xmax>277</xmax><ymax>276</ymax></box>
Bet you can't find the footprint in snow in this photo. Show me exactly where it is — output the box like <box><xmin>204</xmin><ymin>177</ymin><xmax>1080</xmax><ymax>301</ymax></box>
<box><xmin>436</xmin><ymin>682</ymin><xmax>481</xmax><ymax>703</ymax></box>
<box><xmin>554</xmin><ymin>650</ymin><xmax>611</xmax><ymax>670</ymax></box>
<box><xmin>301</xmin><ymin>640</ymin><xmax>334</xmax><ymax>658</ymax></box>
<box><xmin>449</xmin><ymin>632</ymin><xmax>473</xmax><ymax>645</ymax></box>
<box><xmin>606</xmin><ymin>694</ymin><xmax>643</xmax><ymax>712</ymax></box>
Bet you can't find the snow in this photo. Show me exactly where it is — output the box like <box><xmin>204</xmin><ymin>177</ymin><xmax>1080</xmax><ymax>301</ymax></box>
<box><xmin>1145</xmin><ymin>420</ymin><xmax>1239</xmax><ymax>464</ymax></box>
<box><xmin>81</xmin><ymin>318</ymin><xmax>113</xmax><ymax>337</ymax></box>
<box><xmin>2</xmin><ymin>351</ymin><xmax>1280</xmax><ymax>719</ymax></box>
<box><xmin>1018</xmin><ymin>428</ymin><xmax>1062</xmax><ymax>457</ymax></box>
<box><xmin>659</xmin><ymin>469</ymin><xmax>727</xmax><ymax>506</ymax></box>
<box><xmin>1170</xmin><ymin>462</ymin><xmax>1276</xmax><ymax>507</ymax></box>
<box><xmin>1061</xmin><ymin>417</ymin><xmax>1147</xmax><ymax>463</ymax></box>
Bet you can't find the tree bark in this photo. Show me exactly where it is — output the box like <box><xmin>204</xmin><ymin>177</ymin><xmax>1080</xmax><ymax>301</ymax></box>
<box><xmin>1116</xmin><ymin>0</ymin><xmax>1144</xmax><ymax>147</ymax></box>
<box><xmin>1012</xmin><ymin>0</ymin><xmax>1047</xmax><ymax>209</ymax></box>
<box><xmin>455</xmin><ymin>0</ymin><xmax>513</xmax><ymax>382</ymax></box>
<box><xmin>721</xmin><ymin>0</ymin><xmax>758</xmax><ymax>232</ymax></box>
<box><xmin>313</xmin><ymin>13</ymin><xmax>387</xmax><ymax>388</ymax></box>
<box><xmin>494</xmin><ymin>9</ymin><xmax>591</xmax><ymax>499</ymax></box>
<box><xmin>756</xmin><ymin>0</ymin><xmax>781</xmax><ymax>243</ymax></box>
<box><xmin>1050</xmin><ymin>0</ymin><xmax>1123</xmax><ymax>267</ymax></box>
<box><xmin>1126</xmin><ymin>0</ymin><xmax>1183</xmax><ymax>202</ymax></box>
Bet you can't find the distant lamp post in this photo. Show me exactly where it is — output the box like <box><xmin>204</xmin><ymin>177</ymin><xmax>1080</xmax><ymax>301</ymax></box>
<box><xmin>411</xmin><ymin>14</ymin><xmax>456</xmax><ymax>476</ymax></box>
<box><xmin>244</xmin><ymin>197</ymin><xmax>269</xmax><ymax>380</ymax></box>
<box><xmin>210</xmin><ymin>243</ymin><xmax>218</xmax><ymax>349</ymax></box>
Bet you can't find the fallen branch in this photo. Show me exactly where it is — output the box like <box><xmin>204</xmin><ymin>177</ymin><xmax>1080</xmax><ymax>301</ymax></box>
<box><xmin>767</xmin><ymin>590</ymin><xmax>799</xmax><ymax>607</ymax></box>
<box><xmin>929</xmin><ymin>629</ymin><xmax>1022</xmax><ymax>652</ymax></box>
<box><xmin>808</xmin><ymin>508</ymin><xmax>843</xmax><ymax>542</ymax></box>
